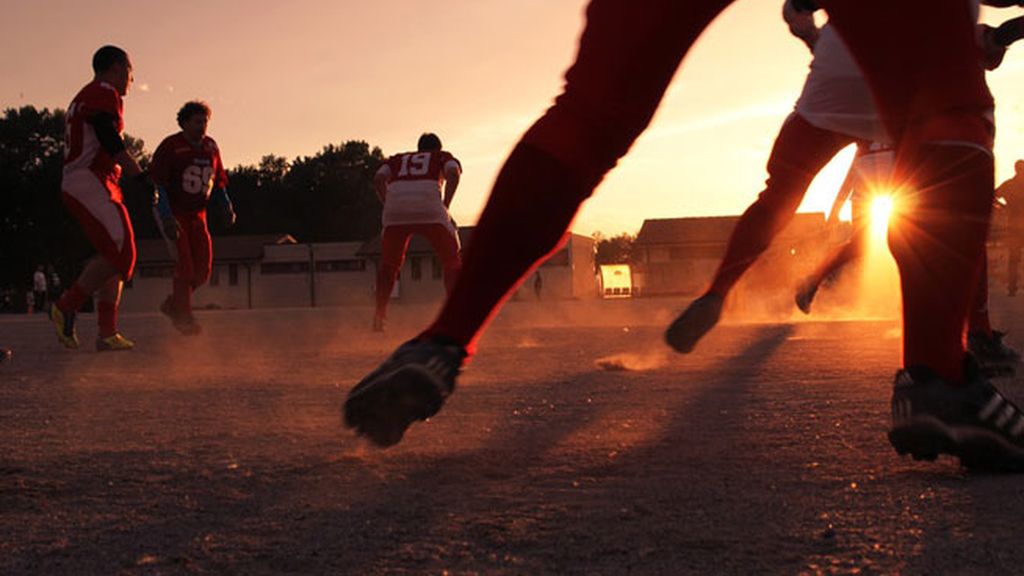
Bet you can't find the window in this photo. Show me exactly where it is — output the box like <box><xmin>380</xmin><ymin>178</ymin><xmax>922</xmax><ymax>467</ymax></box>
<box><xmin>431</xmin><ymin>257</ymin><xmax>442</xmax><ymax>280</ymax></box>
<box><xmin>209</xmin><ymin>265</ymin><xmax>220</xmax><ymax>286</ymax></box>
<box><xmin>410</xmin><ymin>257</ymin><xmax>422</xmax><ymax>280</ymax></box>
<box><xmin>315</xmin><ymin>259</ymin><xmax>367</xmax><ymax>272</ymax></box>
<box><xmin>229</xmin><ymin>264</ymin><xmax>239</xmax><ymax>286</ymax></box>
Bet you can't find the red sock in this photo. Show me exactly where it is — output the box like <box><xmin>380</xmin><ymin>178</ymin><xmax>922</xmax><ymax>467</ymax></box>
<box><xmin>422</xmin><ymin>144</ymin><xmax>589</xmax><ymax>352</ymax></box>
<box><xmin>889</xmin><ymin>145</ymin><xmax>993</xmax><ymax>384</ymax></box>
<box><xmin>97</xmin><ymin>301</ymin><xmax>118</xmax><ymax>337</ymax></box>
<box><xmin>56</xmin><ymin>283</ymin><xmax>89</xmax><ymax>313</ymax></box>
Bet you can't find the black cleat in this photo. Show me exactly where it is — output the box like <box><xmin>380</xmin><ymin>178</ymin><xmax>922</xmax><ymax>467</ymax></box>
<box><xmin>967</xmin><ymin>330</ymin><xmax>1020</xmax><ymax>377</ymax></box>
<box><xmin>161</xmin><ymin>296</ymin><xmax>202</xmax><ymax>336</ymax></box>
<box><xmin>665</xmin><ymin>293</ymin><xmax>723</xmax><ymax>353</ymax></box>
<box><xmin>888</xmin><ymin>360</ymin><xmax>1024</xmax><ymax>472</ymax></box>
<box><xmin>0</xmin><ymin>348</ymin><xmax>11</xmax><ymax>363</ymax></box>
<box><xmin>344</xmin><ymin>337</ymin><xmax>466</xmax><ymax>447</ymax></box>
<box><xmin>795</xmin><ymin>279</ymin><xmax>819</xmax><ymax>315</ymax></box>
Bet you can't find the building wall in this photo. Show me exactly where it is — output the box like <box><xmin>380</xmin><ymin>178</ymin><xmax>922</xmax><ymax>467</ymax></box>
<box><xmin>570</xmin><ymin>234</ymin><xmax>597</xmax><ymax>298</ymax></box>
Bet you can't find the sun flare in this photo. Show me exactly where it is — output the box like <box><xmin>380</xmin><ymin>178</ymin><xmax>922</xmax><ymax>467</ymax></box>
<box><xmin>869</xmin><ymin>194</ymin><xmax>895</xmax><ymax>237</ymax></box>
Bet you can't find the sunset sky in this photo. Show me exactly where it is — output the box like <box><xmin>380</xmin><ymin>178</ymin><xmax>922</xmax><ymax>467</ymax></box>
<box><xmin>3</xmin><ymin>1</ymin><xmax>1023</xmax><ymax>236</ymax></box>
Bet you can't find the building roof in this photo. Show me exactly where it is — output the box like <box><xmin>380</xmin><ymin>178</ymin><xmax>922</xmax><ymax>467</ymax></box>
<box><xmin>635</xmin><ymin>213</ymin><xmax>826</xmax><ymax>246</ymax></box>
<box><xmin>136</xmin><ymin>234</ymin><xmax>296</xmax><ymax>264</ymax></box>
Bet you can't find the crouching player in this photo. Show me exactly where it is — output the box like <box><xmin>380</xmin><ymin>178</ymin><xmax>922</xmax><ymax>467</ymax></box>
<box><xmin>150</xmin><ymin>101</ymin><xmax>234</xmax><ymax>335</ymax></box>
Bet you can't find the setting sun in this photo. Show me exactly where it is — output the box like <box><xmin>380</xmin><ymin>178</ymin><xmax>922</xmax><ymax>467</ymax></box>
<box><xmin>869</xmin><ymin>195</ymin><xmax>895</xmax><ymax>237</ymax></box>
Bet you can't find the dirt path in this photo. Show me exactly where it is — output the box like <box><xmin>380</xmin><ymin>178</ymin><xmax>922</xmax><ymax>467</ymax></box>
<box><xmin>2</xmin><ymin>297</ymin><xmax>1024</xmax><ymax>574</ymax></box>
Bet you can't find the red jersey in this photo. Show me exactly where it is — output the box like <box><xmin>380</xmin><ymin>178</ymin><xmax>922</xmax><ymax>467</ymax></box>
<box><xmin>379</xmin><ymin>150</ymin><xmax>461</xmax><ymax>227</ymax></box>
<box><xmin>62</xmin><ymin>80</ymin><xmax>124</xmax><ymax>186</ymax></box>
<box><xmin>150</xmin><ymin>133</ymin><xmax>229</xmax><ymax>214</ymax></box>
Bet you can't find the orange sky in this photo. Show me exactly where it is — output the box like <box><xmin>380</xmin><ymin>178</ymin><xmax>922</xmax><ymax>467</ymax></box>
<box><xmin>3</xmin><ymin>1</ymin><xmax>1023</xmax><ymax>236</ymax></box>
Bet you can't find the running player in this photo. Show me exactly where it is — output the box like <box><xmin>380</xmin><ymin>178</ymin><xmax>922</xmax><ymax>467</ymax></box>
<box><xmin>667</xmin><ymin>0</ymin><xmax>1021</xmax><ymax>353</ymax></box>
<box><xmin>150</xmin><ymin>101</ymin><xmax>234</xmax><ymax>335</ymax></box>
<box><xmin>345</xmin><ymin>0</ymin><xmax>1024</xmax><ymax>471</ymax></box>
<box><xmin>51</xmin><ymin>45</ymin><xmax>144</xmax><ymax>352</ymax></box>
<box><xmin>793</xmin><ymin>11</ymin><xmax>1024</xmax><ymax>375</ymax></box>
<box><xmin>372</xmin><ymin>133</ymin><xmax>461</xmax><ymax>332</ymax></box>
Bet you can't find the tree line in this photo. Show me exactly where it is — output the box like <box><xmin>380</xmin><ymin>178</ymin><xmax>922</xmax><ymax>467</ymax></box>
<box><xmin>1</xmin><ymin>104</ymin><xmax>637</xmax><ymax>308</ymax></box>
<box><xmin>0</xmin><ymin>105</ymin><xmax>386</xmax><ymax>301</ymax></box>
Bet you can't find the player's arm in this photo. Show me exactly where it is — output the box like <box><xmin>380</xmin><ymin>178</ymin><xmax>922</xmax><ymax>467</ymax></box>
<box><xmin>209</xmin><ymin>146</ymin><xmax>236</xmax><ymax>227</ymax></box>
<box><xmin>210</xmin><ymin>187</ymin><xmax>236</xmax><ymax>227</ymax></box>
<box><xmin>979</xmin><ymin>16</ymin><xmax>1023</xmax><ymax>70</ymax></box>
<box><xmin>787</xmin><ymin>0</ymin><xmax>819</xmax><ymax>13</ymax></box>
<box><xmin>993</xmin><ymin>16</ymin><xmax>1024</xmax><ymax>47</ymax></box>
<box><xmin>88</xmin><ymin>111</ymin><xmax>143</xmax><ymax>179</ymax></box>
<box><xmin>374</xmin><ymin>165</ymin><xmax>392</xmax><ymax>203</ymax></box>
<box><xmin>782</xmin><ymin>0</ymin><xmax>819</xmax><ymax>51</ymax></box>
<box><xmin>981</xmin><ymin>1</ymin><xmax>1024</xmax><ymax>8</ymax></box>
<box><xmin>442</xmin><ymin>161</ymin><xmax>461</xmax><ymax>209</ymax></box>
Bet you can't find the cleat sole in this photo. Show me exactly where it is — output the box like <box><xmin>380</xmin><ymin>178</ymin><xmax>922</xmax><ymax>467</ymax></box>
<box><xmin>344</xmin><ymin>366</ymin><xmax>445</xmax><ymax>448</ymax></box>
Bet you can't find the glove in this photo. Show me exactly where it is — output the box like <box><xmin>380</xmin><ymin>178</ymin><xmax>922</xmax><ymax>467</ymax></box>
<box><xmin>980</xmin><ymin>24</ymin><xmax>1008</xmax><ymax>71</ymax></box>
<box><xmin>783</xmin><ymin>0</ymin><xmax>819</xmax><ymax>50</ymax></box>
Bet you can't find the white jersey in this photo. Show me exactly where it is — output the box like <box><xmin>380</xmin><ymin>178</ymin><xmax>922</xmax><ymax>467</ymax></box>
<box><xmin>794</xmin><ymin>25</ymin><xmax>887</xmax><ymax>144</ymax></box>
<box><xmin>794</xmin><ymin>0</ymin><xmax>982</xmax><ymax>145</ymax></box>
<box><xmin>378</xmin><ymin>150</ymin><xmax>460</xmax><ymax>228</ymax></box>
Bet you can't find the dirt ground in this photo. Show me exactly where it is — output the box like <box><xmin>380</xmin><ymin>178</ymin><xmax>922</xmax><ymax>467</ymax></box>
<box><xmin>3</xmin><ymin>292</ymin><xmax>1024</xmax><ymax>575</ymax></box>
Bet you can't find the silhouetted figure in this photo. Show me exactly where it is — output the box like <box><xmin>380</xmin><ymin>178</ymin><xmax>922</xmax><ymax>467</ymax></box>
<box><xmin>998</xmin><ymin>160</ymin><xmax>1024</xmax><ymax>296</ymax></box>
<box><xmin>372</xmin><ymin>133</ymin><xmax>462</xmax><ymax>332</ymax></box>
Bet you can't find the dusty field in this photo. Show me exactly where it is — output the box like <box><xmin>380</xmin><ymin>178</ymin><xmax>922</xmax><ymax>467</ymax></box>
<box><xmin>2</xmin><ymin>294</ymin><xmax>1024</xmax><ymax>575</ymax></box>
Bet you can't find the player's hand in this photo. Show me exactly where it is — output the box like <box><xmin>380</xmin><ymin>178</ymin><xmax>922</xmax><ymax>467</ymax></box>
<box><xmin>215</xmin><ymin>206</ymin><xmax>236</xmax><ymax>229</ymax></box>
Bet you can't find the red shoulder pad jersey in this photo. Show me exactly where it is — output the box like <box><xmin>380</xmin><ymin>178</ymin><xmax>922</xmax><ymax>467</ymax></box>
<box><xmin>63</xmin><ymin>80</ymin><xmax>124</xmax><ymax>191</ymax></box>
<box><xmin>385</xmin><ymin>150</ymin><xmax>460</xmax><ymax>185</ymax></box>
<box><xmin>380</xmin><ymin>150</ymin><xmax>461</xmax><ymax>227</ymax></box>
<box><xmin>150</xmin><ymin>133</ymin><xmax>229</xmax><ymax>214</ymax></box>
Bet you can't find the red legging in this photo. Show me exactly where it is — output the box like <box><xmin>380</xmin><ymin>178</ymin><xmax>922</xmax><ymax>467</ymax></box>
<box><xmin>172</xmin><ymin>211</ymin><xmax>213</xmax><ymax>317</ymax></box>
<box><xmin>424</xmin><ymin>0</ymin><xmax>993</xmax><ymax>384</ymax></box>
<box><xmin>376</xmin><ymin>223</ymin><xmax>461</xmax><ymax>319</ymax></box>
<box><xmin>707</xmin><ymin>113</ymin><xmax>858</xmax><ymax>297</ymax></box>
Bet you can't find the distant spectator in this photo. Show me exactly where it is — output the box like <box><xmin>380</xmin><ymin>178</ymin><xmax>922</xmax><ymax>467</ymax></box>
<box><xmin>48</xmin><ymin>266</ymin><xmax>61</xmax><ymax>302</ymax></box>
<box><xmin>32</xmin><ymin>265</ymin><xmax>47</xmax><ymax>313</ymax></box>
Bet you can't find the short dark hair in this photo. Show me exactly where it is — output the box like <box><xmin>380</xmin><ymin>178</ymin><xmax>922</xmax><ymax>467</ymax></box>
<box><xmin>417</xmin><ymin>132</ymin><xmax>442</xmax><ymax>152</ymax></box>
<box><xmin>92</xmin><ymin>45</ymin><xmax>128</xmax><ymax>74</ymax></box>
<box><xmin>177</xmin><ymin>101</ymin><xmax>211</xmax><ymax>128</ymax></box>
